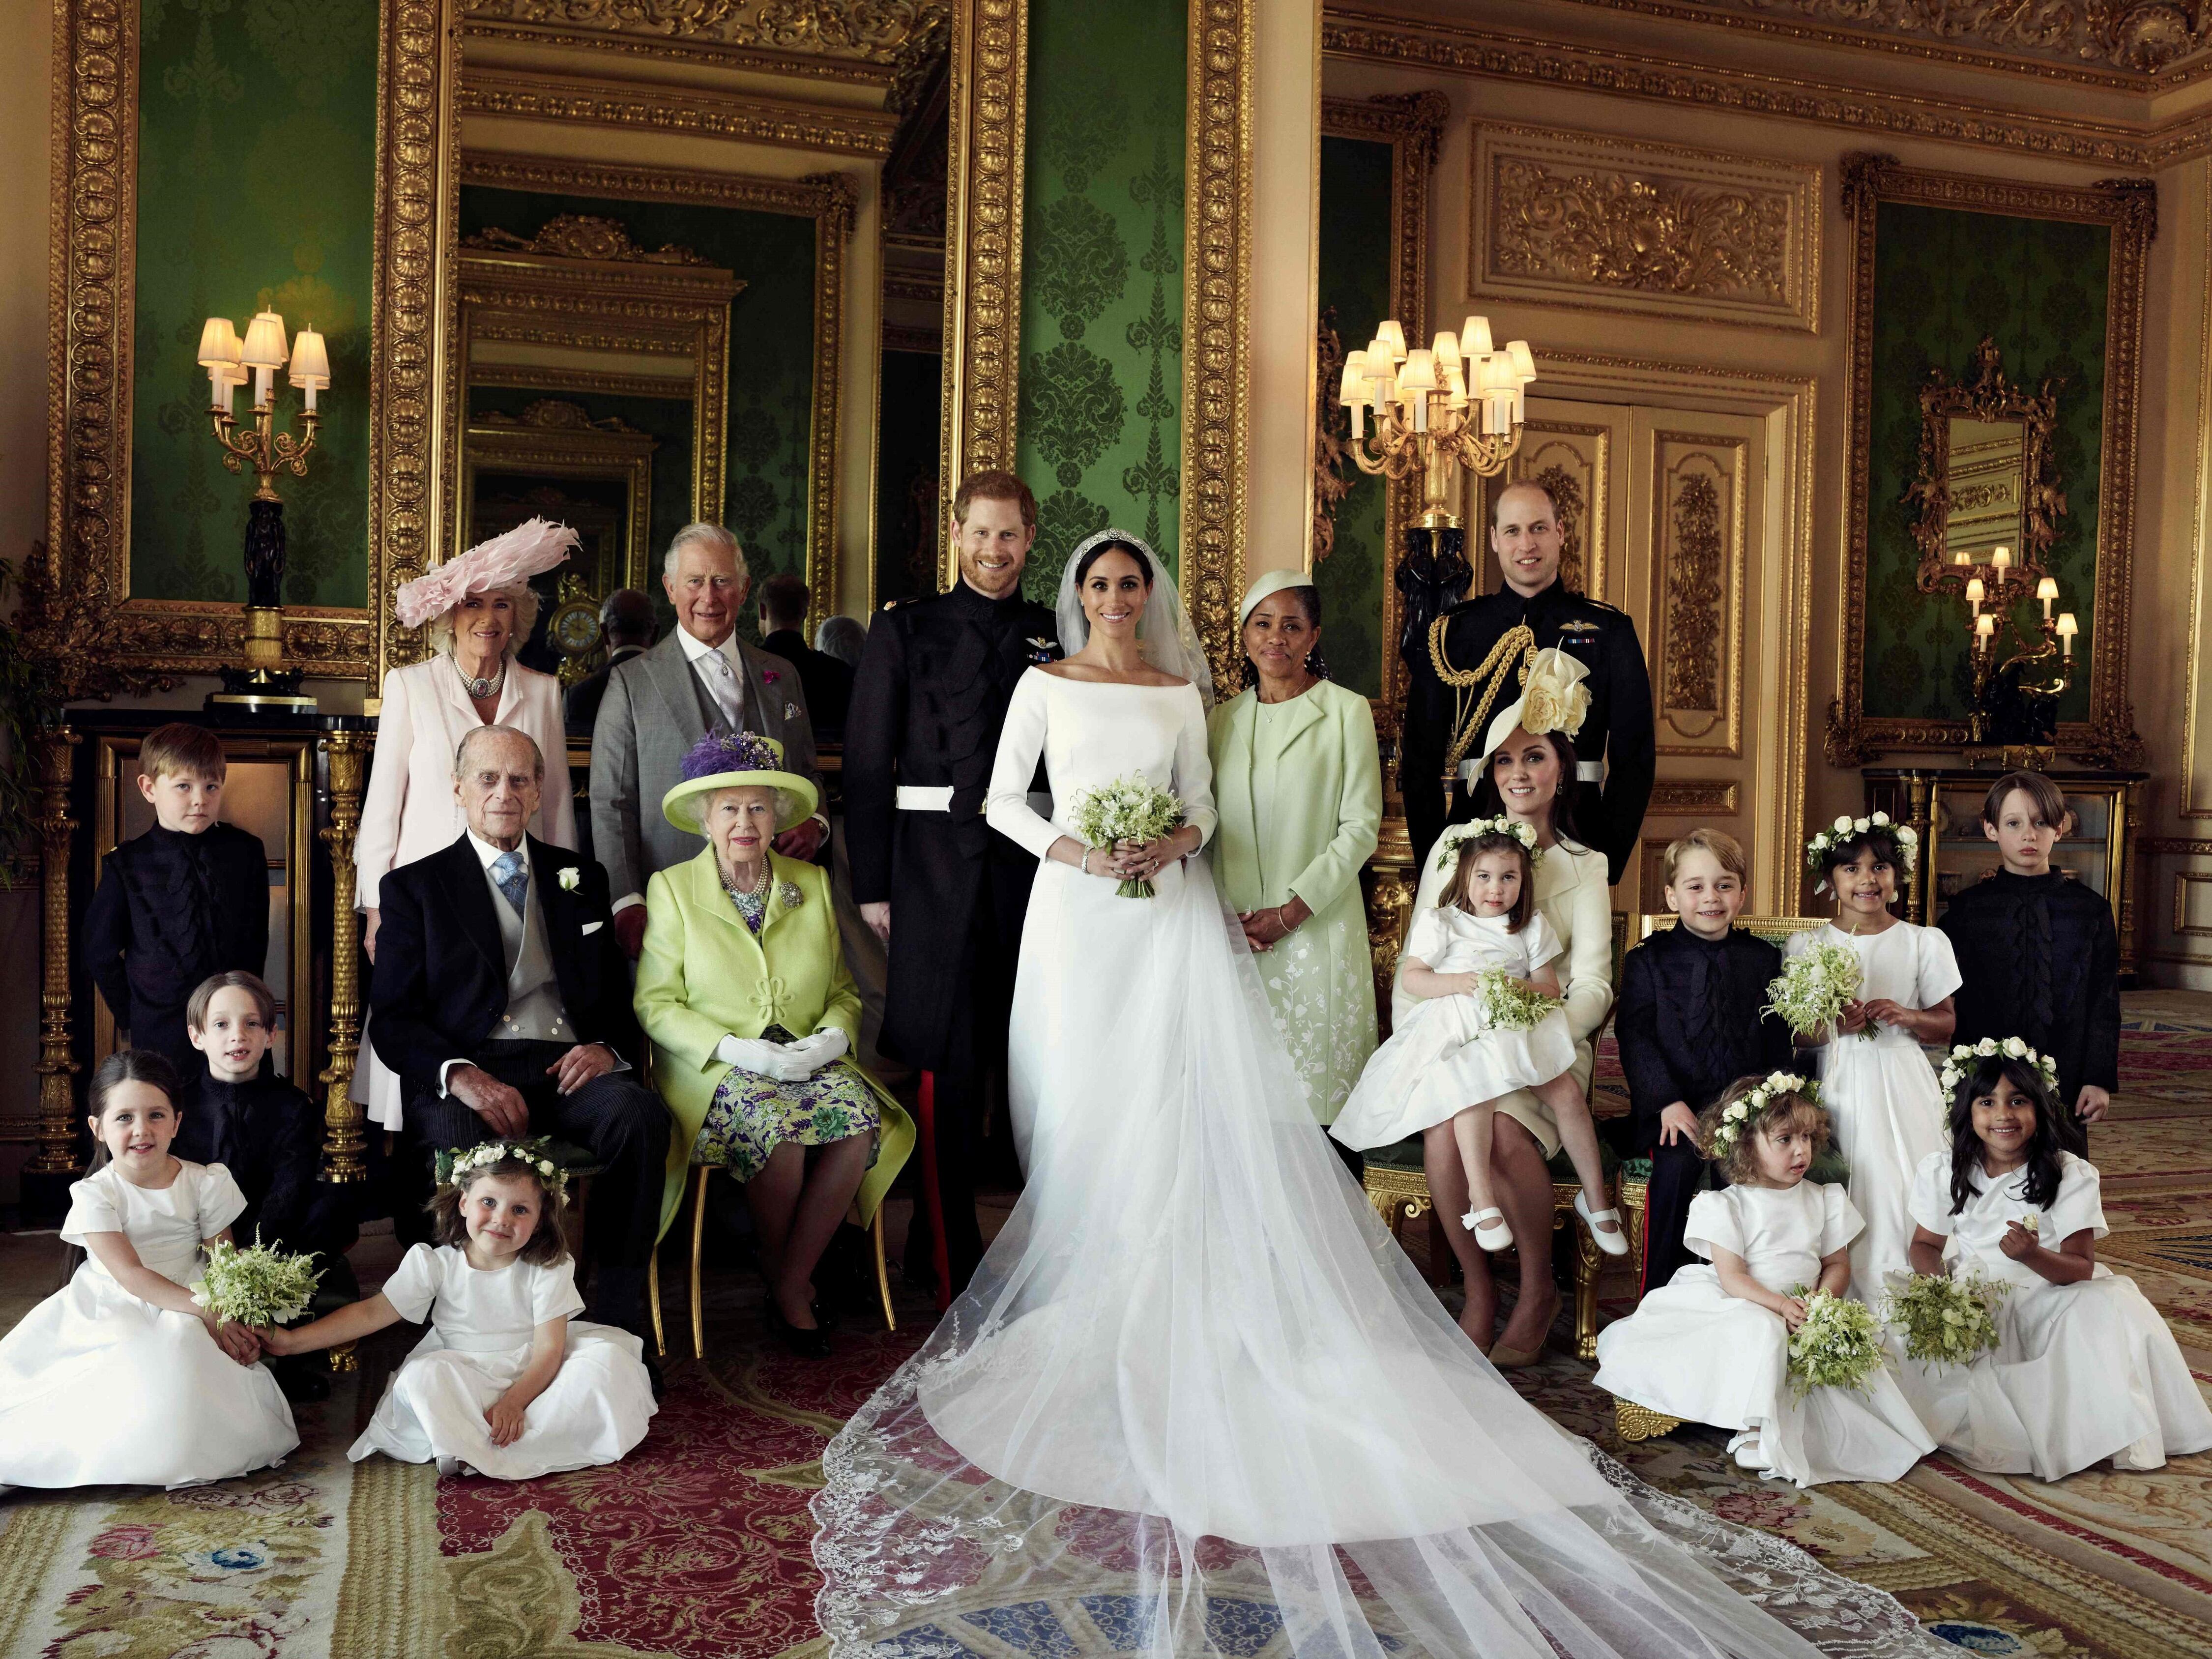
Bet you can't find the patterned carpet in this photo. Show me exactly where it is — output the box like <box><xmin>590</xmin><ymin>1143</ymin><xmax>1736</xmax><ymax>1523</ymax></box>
<box><xmin>1</xmin><ymin>990</ymin><xmax>2209</xmax><ymax>1658</ymax></box>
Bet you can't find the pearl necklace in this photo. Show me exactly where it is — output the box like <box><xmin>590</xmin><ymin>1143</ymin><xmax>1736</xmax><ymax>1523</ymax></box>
<box><xmin>451</xmin><ymin>652</ymin><xmax>505</xmax><ymax>701</ymax></box>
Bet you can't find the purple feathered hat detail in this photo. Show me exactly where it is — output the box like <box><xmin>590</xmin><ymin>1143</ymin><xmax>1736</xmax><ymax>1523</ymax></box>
<box><xmin>679</xmin><ymin>729</ymin><xmax>782</xmax><ymax>782</ymax></box>
<box><xmin>661</xmin><ymin>728</ymin><xmax>819</xmax><ymax>835</ymax></box>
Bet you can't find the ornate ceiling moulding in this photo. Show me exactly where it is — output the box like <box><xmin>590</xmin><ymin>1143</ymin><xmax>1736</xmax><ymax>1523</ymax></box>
<box><xmin>1471</xmin><ymin>124</ymin><xmax>1820</xmax><ymax>334</ymax></box>
<box><xmin>1546</xmin><ymin>0</ymin><xmax>2212</xmax><ymax>87</ymax></box>
<box><xmin>457</xmin><ymin>66</ymin><xmax>901</xmax><ymax>157</ymax></box>
<box><xmin>457</xmin><ymin>0</ymin><xmax>945</xmax><ymax>88</ymax></box>
<box><xmin>1320</xmin><ymin>6</ymin><xmax>2212</xmax><ymax>172</ymax></box>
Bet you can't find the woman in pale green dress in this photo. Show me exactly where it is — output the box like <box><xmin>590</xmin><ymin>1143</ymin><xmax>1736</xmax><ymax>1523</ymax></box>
<box><xmin>1206</xmin><ymin>570</ymin><xmax>1382</xmax><ymax>1125</ymax></box>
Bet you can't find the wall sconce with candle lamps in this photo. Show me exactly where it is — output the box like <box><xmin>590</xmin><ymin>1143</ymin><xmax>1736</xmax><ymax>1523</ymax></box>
<box><xmin>1948</xmin><ymin>542</ymin><xmax>2077</xmax><ymax>752</ymax></box>
<box><xmin>195</xmin><ymin>307</ymin><xmax>331</xmax><ymax>712</ymax></box>
<box><xmin>1336</xmin><ymin>314</ymin><xmax>1537</xmax><ymax>670</ymax></box>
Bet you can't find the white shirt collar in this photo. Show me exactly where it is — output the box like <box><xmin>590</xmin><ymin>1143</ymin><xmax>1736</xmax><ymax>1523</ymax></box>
<box><xmin>676</xmin><ymin>625</ymin><xmax>740</xmax><ymax>669</ymax></box>
<box><xmin>465</xmin><ymin>828</ymin><xmax>527</xmax><ymax>870</ymax></box>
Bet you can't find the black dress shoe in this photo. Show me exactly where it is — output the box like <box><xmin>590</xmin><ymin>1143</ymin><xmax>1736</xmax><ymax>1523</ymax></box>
<box><xmin>764</xmin><ymin>1300</ymin><xmax>831</xmax><ymax>1360</ymax></box>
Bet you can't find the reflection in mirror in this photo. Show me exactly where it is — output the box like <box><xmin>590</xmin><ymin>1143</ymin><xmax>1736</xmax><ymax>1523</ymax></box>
<box><xmin>1942</xmin><ymin>415</ymin><xmax>2025</xmax><ymax>563</ymax></box>
<box><xmin>877</xmin><ymin>46</ymin><xmax>950</xmax><ymax>607</ymax></box>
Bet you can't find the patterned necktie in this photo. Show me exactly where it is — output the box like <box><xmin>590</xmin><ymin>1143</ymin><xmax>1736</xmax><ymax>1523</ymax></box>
<box><xmin>492</xmin><ymin>848</ymin><xmax>529</xmax><ymax>917</ymax></box>
<box><xmin>701</xmin><ymin>648</ymin><xmax>744</xmax><ymax>728</ymax></box>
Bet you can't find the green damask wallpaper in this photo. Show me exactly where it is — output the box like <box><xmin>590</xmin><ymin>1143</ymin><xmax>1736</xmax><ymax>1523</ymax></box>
<box><xmin>1014</xmin><ymin>0</ymin><xmax>1187</xmax><ymax>598</ymax></box>
<box><xmin>1864</xmin><ymin>203</ymin><xmax>2107</xmax><ymax>724</ymax></box>
<box><xmin>458</xmin><ymin>185</ymin><xmax>820</xmax><ymax>647</ymax></box>
<box><xmin>1312</xmin><ymin>135</ymin><xmax>1394</xmax><ymax>701</ymax></box>
<box><xmin>129</xmin><ymin>0</ymin><xmax>378</xmax><ymax>608</ymax></box>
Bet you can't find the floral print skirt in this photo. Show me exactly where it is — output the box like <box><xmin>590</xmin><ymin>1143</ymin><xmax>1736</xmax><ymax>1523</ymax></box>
<box><xmin>694</xmin><ymin>1053</ymin><xmax>883</xmax><ymax>1183</ymax></box>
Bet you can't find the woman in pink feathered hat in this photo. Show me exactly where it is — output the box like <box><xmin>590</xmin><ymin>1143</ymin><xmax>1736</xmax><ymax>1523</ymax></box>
<box><xmin>352</xmin><ymin>518</ymin><xmax>582</xmax><ymax>1135</ymax></box>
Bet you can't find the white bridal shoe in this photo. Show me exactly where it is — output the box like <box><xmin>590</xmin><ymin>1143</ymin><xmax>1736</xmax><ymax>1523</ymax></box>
<box><xmin>1462</xmin><ymin>1207</ymin><xmax>1514</xmax><ymax>1251</ymax></box>
<box><xmin>1575</xmin><ymin>1190</ymin><xmax>1630</xmax><ymax>1257</ymax></box>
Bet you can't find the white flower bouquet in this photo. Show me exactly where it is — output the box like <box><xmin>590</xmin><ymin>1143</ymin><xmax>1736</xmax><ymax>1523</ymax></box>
<box><xmin>1470</xmin><ymin>969</ymin><xmax>1563</xmax><ymax>1032</ymax></box>
<box><xmin>1786</xmin><ymin>1288</ymin><xmax>1889</xmax><ymax>1398</ymax></box>
<box><xmin>1764</xmin><ymin>942</ymin><xmax>1865</xmax><ymax>1040</ymax></box>
<box><xmin>1068</xmin><ymin>776</ymin><xmax>1186</xmax><ymax>898</ymax></box>
<box><xmin>1882</xmin><ymin>1270</ymin><xmax>2007</xmax><ymax>1369</ymax></box>
<box><xmin>191</xmin><ymin>1234</ymin><xmax>322</xmax><ymax>1328</ymax></box>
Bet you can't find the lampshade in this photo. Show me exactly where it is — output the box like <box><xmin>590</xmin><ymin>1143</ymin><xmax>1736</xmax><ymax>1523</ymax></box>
<box><xmin>1976</xmin><ymin>614</ymin><xmax>1997</xmax><ymax>638</ymax></box>
<box><xmin>239</xmin><ymin>310</ymin><xmax>289</xmax><ymax>370</ymax></box>
<box><xmin>2036</xmin><ymin>576</ymin><xmax>2059</xmax><ymax>601</ymax></box>
<box><xmin>1965</xmin><ymin>578</ymin><xmax>1984</xmax><ymax>604</ymax></box>
<box><xmin>289</xmin><ymin>326</ymin><xmax>331</xmax><ymax>387</ymax></box>
<box><xmin>197</xmin><ymin>317</ymin><xmax>241</xmax><ymax>369</ymax></box>
<box><xmin>1375</xmin><ymin>320</ymin><xmax>1407</xmax><ymax>362</ymax></box>
<box><xmin>1506</xmin><ymin>340</ymin><xmax>1537</xmax><ymax>381</ymax></box>
<box><xmin>1430</xmin><ymin>329</ymin><xmax>1461</xmax><ymax>371</ymax></box>
<box><xmin>1479</xmin><ymin>352</ymin><xmax>1517</xmax><ymax>393</ymax></box>
<box><xmin>1397</xmin><ymin>349</ymin><xmax>1438</xmax><ymax>395</ymax></box>
<box><xmin>1338</xmin><ymin>358</ymin><xmax>1368</xmax><ymax>407</ymax></box>
<box><xmin>2056</xmin><ymin>613</ymin><xmax>2079</xmax><ymax>637</ymax></box>
<box><xmin>1462</xmin><ymin>315</ymin><xmax>1494</xmax><ymax>355</ymax></box>
<box><xmin>1990</xmin><ymin>546</ymin><xmax>2011</xmax><ymax>570</ymax></box>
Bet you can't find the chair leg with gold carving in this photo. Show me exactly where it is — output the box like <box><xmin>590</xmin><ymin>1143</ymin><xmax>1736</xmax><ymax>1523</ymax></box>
<box><xmin>328</xmin><ymin>1341</ymin><xmax>358</xmax><ymax>1374</ymax></box>
<box><xmin>1613</xmin><ymin>1397</ymin><xmax>1683</xmax><ymax>1442</ymax></box>
<box><xmin>317</xmin><ymin>727</ymin><xmax>369</xmax><ymax>1184</ymax></box>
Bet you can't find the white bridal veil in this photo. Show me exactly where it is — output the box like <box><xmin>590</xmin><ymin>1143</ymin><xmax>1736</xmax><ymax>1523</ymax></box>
<box><xmin>1054</xmin><ymin>528</ymin><xmax>1215</xmax><ymax>704</ymax></box>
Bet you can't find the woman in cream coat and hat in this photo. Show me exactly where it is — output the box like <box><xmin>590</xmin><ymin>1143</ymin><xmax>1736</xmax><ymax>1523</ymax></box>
<box><xmin>1206</xmin><ymin>570</ymin><xmax>1382</xmax><ymax>1126</ymax></box>
<box><xmin>1394</xmin><ymin>646</ymin><xmax>1625</xmax><ymax>1362</ymax></box>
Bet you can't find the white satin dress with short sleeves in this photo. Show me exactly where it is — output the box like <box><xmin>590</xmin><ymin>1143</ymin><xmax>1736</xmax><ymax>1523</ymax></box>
<box><xmin>809</xmin><ymin>668</ymin><xmax>1944</xmax><ymax>1659</ymax></box>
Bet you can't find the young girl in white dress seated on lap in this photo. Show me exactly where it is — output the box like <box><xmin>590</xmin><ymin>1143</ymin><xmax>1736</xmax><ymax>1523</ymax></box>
<box><xmin>0</xmin><ymin>1051</ymin><xmax>298</xmax><ymax>1494</ymax></box>
<box><xmin>1898</xmin><ymin>1043</ymin><xmax>2212</xmax><ymax>1481</ymax></box>
<box><xmin>1332</xmin><ymin>819</ymin><xmax>1624</xmax><ymax>1258</ymax></box>
<box><xmin>1594</xmin><ymin>1071</ymin><xmax>1934</xmax><ymax>1488</ymax></box>
<box><xmin>1789</xmin><ymin>818</ymin><xmax>1958</xmax><ymax>1298</ymax></box>
<box><xmin>267</xmin><ymin>1140</ymin><xmax>657</xmax><ymax>1481</ymax></box>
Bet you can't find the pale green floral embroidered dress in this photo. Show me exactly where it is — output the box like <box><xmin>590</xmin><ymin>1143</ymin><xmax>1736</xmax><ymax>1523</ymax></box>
<box><xmin>1206</xmin><ymin>678</ymin><xmax>1383</xmax><ymax>1123</ymax></box>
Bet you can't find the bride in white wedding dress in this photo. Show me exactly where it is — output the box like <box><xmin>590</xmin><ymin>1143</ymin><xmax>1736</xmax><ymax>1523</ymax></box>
<box><xmin>812</xmin><ymin>531</ymin><xmax>1940</xmax><ymax>1658</ymax></box>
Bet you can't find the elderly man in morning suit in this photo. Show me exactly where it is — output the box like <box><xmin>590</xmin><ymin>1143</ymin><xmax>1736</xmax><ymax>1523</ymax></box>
<box><xmin>591</xmin><ymin>524</ymin><xmax>828</xmax><ymax>958</ymax></box>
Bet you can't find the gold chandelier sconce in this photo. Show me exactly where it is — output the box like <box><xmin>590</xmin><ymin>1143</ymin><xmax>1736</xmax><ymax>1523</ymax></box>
<box><xmin>1337</xmin><ymin>315</ymin><xmax>1538</xmax><ymax>530</ymax></box>
<box><xmin>1951</xmin><ymin>543</ymin><xmax>2078</xmax><ymax>751</ymax></box>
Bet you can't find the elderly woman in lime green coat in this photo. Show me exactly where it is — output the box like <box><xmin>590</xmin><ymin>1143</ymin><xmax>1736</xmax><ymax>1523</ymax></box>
<box><xmin>633</xmin><ymin>731</ymin><xmax>912</xmax><ymax>1352</ymax></box>
<box><xmin>1207</xmin><ymin>571</ymin><xmax>1382</xmax><ymax>1124</ymax></box>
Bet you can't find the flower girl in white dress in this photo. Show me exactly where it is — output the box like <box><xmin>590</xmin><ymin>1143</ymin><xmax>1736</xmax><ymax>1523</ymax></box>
<box><xmin>1594</xmin><ymin>1072</ymin><xmax>1933</xmax><ymax>1487</ymax></box>
<box><xmin>267</xmin><ymin>1141</ymin><xmax>656</xmax><ymax>1480</ymax></box>
<box><xmin>1898</xmin><ymin>1043</ymin><xmax>2212</xmax><ymax>1480</ymax></box>
<box><xmin>1333</xmin><ymin>818</ymin><xmax>1621</xmax><ymax>1256</ymax></box>
<box><xmin>1788</xmin><ymin>818</ymin><xmax>1958</xmax><ymax>1297</ymax></box>
<box><xmin>0</xmin><ymin>1052</ymin><xmax>298</xmax><ymax>1493</ymax></box>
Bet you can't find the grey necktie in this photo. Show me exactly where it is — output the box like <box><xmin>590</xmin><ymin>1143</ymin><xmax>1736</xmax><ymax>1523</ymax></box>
<box><xmin>492</xmin><ymin>848</ymin><xmax>528</xmax><ymax>916</ymax></box>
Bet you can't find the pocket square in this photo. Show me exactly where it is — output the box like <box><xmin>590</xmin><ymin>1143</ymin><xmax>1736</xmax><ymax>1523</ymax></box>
<box><xmin>581</xmin><ymin>921</ymin><xmax>604</xmax><ymax>935</ymax></box>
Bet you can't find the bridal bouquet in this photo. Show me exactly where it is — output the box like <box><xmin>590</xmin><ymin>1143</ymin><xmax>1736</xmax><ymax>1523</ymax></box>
<box><xmin>1470</xmin><ymin>969</ymin><xmax>1563</xmax><ymax>1033</ymax></box>
<box><xmin>1068</xmin><ymin>776</ymin><xmax>1186</xmax><ymax>899</ymax></box>
<box><xmin>192</xmin><ymin>1234</ymin><xmax>323</xmax><ymax>1328</ymax></box>
<box><xmin>1764</xmin><ymin>942</ymin><xmax>1866</xmax><ymax>1041</ymax></box>
<box><xmin>1786</xmin><ymin>1287</ymin><xmax>1888</xmax><ymax>1398</ymax></box>
<box><xmin>1882</xmin><ymin>1270</ymin><xmax>2006</xmax><ymax>1369</ymax></box>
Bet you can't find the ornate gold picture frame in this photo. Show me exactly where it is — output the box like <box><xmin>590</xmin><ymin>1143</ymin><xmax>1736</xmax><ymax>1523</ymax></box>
<box><xmin>38</xmin><ymin>0</ymin><xmax>457</xmax><ymax>692</ymax></box>
<box><xmin>1827</xmin><ymin>153</ymin><xmax>2153</xmax><ymax>765</ymax></box>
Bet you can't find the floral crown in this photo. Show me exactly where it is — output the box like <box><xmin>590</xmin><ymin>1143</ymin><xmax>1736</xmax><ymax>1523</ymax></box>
<box><xmin>1434</xmin><ymin>815</ymin><xmax>1543</xmax><ymax>873</ymax></box>
<box><xmin>438</xmin><ymin>1136</ymin><xmax>567</xmax><ymax>1198</ymax></box>
<box><xmin>1938</xmin><ymin>1037</ymin><xmax>2060</xmax><ymax>1096</ymax></box>
<box><xmin>1805</xmin><ymin>811</ymin><xmax>1919</xmax><ymax>890</ymax></box>
<box><xmin>1710</xmin><ymin>1071</ymin><xmax>1819</xmax><ymax>1157</ymax></box>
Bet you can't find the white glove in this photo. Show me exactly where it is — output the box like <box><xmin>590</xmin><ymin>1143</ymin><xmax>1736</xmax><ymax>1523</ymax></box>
<box><xmin>781</xmin><ymin>1028</ymin><xmax>851</xmax><ymax>1078</ymax></box>
<box><xmin>714</xmin><ymin>1034</ymin><xmax>811</xmax><ymax>1083</ymax></box>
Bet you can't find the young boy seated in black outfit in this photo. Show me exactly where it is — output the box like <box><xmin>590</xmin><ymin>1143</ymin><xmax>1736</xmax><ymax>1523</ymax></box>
<box><xmin>84</xmin><ymin>723</ymin><xmax>269</xmax><ymax>1081</ymax></box>
<box><xmin>1938</xmin><ymin>770</ymin><xmax>2120</xmax><ymax>1153</ymax></box>
<box><xmin>1613</xmin><ymin>829</ymin><xmax>1795</xmax><ymax>1295</ymax></box>
<box><xmin>174</xmin><ymin>970</ymin><xmax>358</xmax><ymax>1398</ymax></box>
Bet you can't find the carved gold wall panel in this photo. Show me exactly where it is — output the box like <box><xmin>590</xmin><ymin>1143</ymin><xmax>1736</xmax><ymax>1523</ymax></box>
<box><xmin>1651</xmin><ymin>433</ymin><xmax>1746</xmax><ymax>756</ymax></box>
<box><xmin>1471</xmin><ymin>125</ymin><xmax>1819</xmax><ymax>334</ymax></box>
<box><xmin>1501</xmin><ymin>422</ymin><xmax>1611</xmax><ymax>600</ymax></box>
<box><xmin>1649</xmin><ymin>778</ymin><xmax>1740</xmax><ymax>816</ymax></box>
<box><xmin>457</xmin><ymin>68</ymin><xmax>900</xmax><ymax>157</ymax></box>
<box><xmin>458</xmin><ymin>0</ymin><xmax>944</xmax><ymax>83</ymax></box>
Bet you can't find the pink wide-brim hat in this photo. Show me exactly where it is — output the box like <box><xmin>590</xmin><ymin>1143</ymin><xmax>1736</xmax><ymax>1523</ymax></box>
<box><xmin>393</xmin><ymin>517</ymin><xmax>580</xmax><ymax>630</ymax></box>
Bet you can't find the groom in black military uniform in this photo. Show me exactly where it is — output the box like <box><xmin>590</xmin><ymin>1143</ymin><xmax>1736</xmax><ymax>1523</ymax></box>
<box><xmin>1400</xmin><ymin>481</ymin><xmax>1656</xmax><ymax>885</ymax></box>
<box><xmin>845</xmin><ymin>470</ymin><xmax>1061</xmax><ymax>1300</ymax></box>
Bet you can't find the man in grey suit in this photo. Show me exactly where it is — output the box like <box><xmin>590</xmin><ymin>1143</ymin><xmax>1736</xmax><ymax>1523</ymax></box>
<box><xmin>591</xmin><ymin>523</ymin><xmax>827</xmax><ymax>957</ymax></box>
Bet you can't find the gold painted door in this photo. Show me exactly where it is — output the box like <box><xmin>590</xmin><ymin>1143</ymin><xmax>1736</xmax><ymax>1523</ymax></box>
<box><xmin>1501</xmin><ymin>398</ymin><xmax>1779</xmax><ymax>916</ymax></box>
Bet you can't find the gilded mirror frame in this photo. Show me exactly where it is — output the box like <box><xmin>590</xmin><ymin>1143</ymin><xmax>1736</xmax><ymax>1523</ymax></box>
<box><xmin>439</xmin><ymin>153</ymin><xmax>855</xmax><ymax>646</ymax></box>
<box><xmin>444</xmin><ymin>237</ymin><xmax>740</xmax><ymax>563</ymax></box>
<box><xmin>1827</xmin><ymin>153</ymin><xmax>2153</xmax><ymax>765</ymax></box>
<box><xmin>39</xmin><ymin>0</ymin><xmax>457</xmax><ymax>692</ymax></box>
<box><xmin>459</xmin><ymin>405</ymin><xmax>658</xmax><ymax>595</ymax></box>
<box><xmin>1903</xmin><ymin>337</ymin><xmax>2064</xmax><ymax>597</ymax></box>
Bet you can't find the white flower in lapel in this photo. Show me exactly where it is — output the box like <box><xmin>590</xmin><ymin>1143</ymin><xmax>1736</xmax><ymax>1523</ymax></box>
<box><xmin>557</xmin><ymin>867</ymin><xmax>582</xmax><ymax>892</ymax></box>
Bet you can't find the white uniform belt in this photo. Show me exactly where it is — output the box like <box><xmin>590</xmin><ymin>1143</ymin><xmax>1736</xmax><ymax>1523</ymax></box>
<box><xmin>1456</xmin><ymin>758</ymin><xmax>1607</xmax><ymax>783</ymax></box>
<box><xmin>897</xmin><ymin>786</ymin><xmax>1053</xmax><ymax>815</ymax></box>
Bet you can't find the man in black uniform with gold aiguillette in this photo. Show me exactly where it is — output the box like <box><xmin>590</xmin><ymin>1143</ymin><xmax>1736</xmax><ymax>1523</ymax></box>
<box><xmin>844</xmin><ymin>471</ymin><xmax>1061</xmax><ymax>1302</ymax></box>
<box><xmin>1401</xmin><ymin>481</ymin><xmax>1656</xmax><ymax>884</ymax></box>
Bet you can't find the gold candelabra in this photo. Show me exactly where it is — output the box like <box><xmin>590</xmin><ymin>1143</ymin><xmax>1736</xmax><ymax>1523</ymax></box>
<box><xmin>1337</xmin><ymin>315</ymin><xmax>1536</xmax><ymax>529</ymax></box>
<box><xmin>196</xmin><ymin>308</ymin><xmax>331</xmax><ymax>712</ymax></box>
<box><xmin>1945</xmin><ymin>543</ymin><xmax>2078</xmax><ymax>746</ymax></box>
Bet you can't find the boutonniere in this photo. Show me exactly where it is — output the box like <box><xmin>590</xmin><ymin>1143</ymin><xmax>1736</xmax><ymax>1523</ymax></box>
<box><xmin>761</xmin><ymin>669</ymin><xmax>780</xmax><ymax>684</ymax></box>
<box><xmin>777</xmin><ymin>881</ymin><xmax>804</xmax><ymax>911</ymax></box>
<box><xmin>1026</xmin><ymin>636</ymin><xmax>1059</xmax><ymax>664</ymax></box>
<box><xmin>557</xmin><ymin>867</ymin><xmax>581</xmax><ymax>892</ymax></box>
